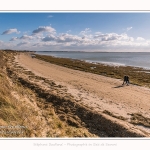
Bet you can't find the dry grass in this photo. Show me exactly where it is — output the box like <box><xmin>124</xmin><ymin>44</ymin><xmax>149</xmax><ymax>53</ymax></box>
<box><xmin>0</xmin><ymin>52</ymin><xmax>34</xmax><ymax>136</ymax></box>
<box><xmin>0</xmin><ymin>50</ymin><xmax>97</xmax><ymax>137</ymax></box>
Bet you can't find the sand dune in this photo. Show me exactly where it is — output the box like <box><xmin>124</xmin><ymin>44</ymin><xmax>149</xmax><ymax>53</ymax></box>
<box><xmin>16</xmin><ymin>53</ymin><xmax>150</xmax><ymax>135</ymax></box>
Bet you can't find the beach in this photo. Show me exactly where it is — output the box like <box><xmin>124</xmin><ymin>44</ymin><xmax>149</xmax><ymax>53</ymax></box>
<box><xmin>14</xmin><ymin>52</ymin><xmax>150</xmax><ymax>136</ymax></box>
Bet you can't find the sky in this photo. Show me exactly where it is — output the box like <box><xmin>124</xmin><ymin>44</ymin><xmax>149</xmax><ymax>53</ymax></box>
<box><xmin>1</xmin><ymin>12</ymin><xmax>150</xmax><ymax>52</ymax></box>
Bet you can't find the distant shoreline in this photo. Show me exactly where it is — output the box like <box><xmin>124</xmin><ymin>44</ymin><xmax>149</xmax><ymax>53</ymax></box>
<box><xmin>34</xmin><ymin>53</ymin><xmax>150</xmax><ymax>88</ymax></box>
<box><xmin>35</xmin><ymin>51</ymin><xmax>150</xmax><ymax>70</ymax></box>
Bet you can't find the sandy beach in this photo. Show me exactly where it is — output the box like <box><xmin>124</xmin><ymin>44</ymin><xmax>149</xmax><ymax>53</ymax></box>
<box><xmin>14</xmin><ymin>53</ymin><xmax>150</xmax><ymax>136</ymax></box>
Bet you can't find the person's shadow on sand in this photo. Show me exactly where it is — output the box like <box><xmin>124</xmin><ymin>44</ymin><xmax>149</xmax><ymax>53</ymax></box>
<box><xmin>113</xmin><ymin>85</ymin><xmax>124</xmax><ymax>88</ymax></box>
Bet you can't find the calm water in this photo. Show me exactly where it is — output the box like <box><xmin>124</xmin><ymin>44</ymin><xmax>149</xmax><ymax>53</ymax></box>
<box><xmin>36</xmin><ymin>51</ymin><xmax>150</xmax><ymax>69</ymax></box>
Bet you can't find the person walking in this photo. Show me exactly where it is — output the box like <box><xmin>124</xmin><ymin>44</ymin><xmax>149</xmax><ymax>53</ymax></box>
<box><xmin>126</xmin><ymin>75</ymin><xmax>129</xmax><ymax>85</ymax></box>
<box><xmin>122</xmin><ymin>75</ymin><xmax>129</xmax><ymax>85</ymax></box>
<box><xmin>122</xmin><ymin>75</ymin><xmax>127</xmax><ymax>85</ymax></box>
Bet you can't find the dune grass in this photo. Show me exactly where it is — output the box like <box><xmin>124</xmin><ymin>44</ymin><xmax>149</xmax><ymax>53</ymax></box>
<box><xmin>0</xmin><ymin>50</ymin><xmax>97</xmax><ymax>137</ymax></box>
<box><xmin>0</xmin><ymin>51</ymin><xmax>37</xmax><ymax>137</ymax></box>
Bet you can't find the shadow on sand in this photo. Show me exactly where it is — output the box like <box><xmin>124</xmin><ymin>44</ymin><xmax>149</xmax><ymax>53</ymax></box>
<box><xmin>113</xmin><ymin>85</ymin><xmax>124</xmax><ymax>88</ymax></box>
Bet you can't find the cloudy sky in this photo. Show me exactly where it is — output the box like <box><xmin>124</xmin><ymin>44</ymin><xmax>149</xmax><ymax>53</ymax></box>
<box><xmin>1</xmin><ymin>12</ymin><xmax>150</xmax><ymax>52</ymax></box>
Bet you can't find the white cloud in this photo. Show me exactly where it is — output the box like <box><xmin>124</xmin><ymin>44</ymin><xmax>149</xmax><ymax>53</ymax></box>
<box><xmin>127</xmin><ymin>27</ymin><xmax>133</xmax><ymax>31</ymax></box>
<box><xmin>4</xmin><ymin>26</ymin><xmax>150</xmax><ymax>52</ymax></box>
<box><xmin>10</xmin><ymin>35</ymin><xmax>34</xmax><ymax>41</ymax></box>
<box><xmin>95</xmin><ymin>32</ymin><xmax>101</xmax><ymax>34</ymax></box>
<box><xmin>2</xmin><ymin>28</ymin><xmax>20</xmax><ymax>35</ymax></box>
<box><xmin>17</xmin><ymin>42</ymin><xmax>29</xmax><ymax>46</ymax></box>
<box><xmin>32</xmin><ymin>26</ymin><xmax>56</xmax><ymax>34</ymax></box>
<box><xmin>42</xmin><ymin>34</ymin><xmax>57</xmax><ymax>42</ymax></box>
<box><xmin>39</xmin><ymin>31</ymin><xmax>138</xmax><ymax>51</ymax></box>
<box><xmin>94</xmin><ymin>33</ymin><xmax>122</xmax><ymax>41</ymax></box>
<box><xmin>20</xmin><ymin>35</ymin><xmax>33</xmax><ymax>40</ymax></box>
<box><xmin>120</xmin><ymin>33</ymin><xmax>134</xmax><ymax>41</ymax></box>
<box><xmin>80</xmin><ymin>28</ymin><xmax>91</xmax><ymax>35</ymax></box>
<box><xmin>102</xmin><ymin>34</ymin><xmax>119</xmax><ymax>41</ymax></box>
<box><xmin>42</xmin><ymin>33</ymin><xmax>82</xmax><ymax>44</ymax></box>
<box><xmin>10</xmin><ymin>37</ymin><xmax>19</xmax><ymax>41</ymax></box>
<box><xmin>137</xmin><ymin>37</ymin><xmax>145</xmax><ymax>41</ymax></box>
<box><xmin>0</xmin><ymin>41</ymin><xmax>17</xmax><ymax>50</ymax></box>
<box><xmin>57</xmin><ymin>33</ymin><xmax>82</xmax><ymax>43</ymax></box>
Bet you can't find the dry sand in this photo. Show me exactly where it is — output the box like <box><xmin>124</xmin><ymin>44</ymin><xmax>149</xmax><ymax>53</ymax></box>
<box><xmin>16</xmin><ymin>53</ymin><xmax>150</xmax><ymax>134</ymax></box>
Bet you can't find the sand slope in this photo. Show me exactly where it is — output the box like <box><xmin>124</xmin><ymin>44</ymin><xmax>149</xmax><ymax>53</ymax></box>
<box><xmin>16</xmin><ymin>53</ymin><xmax>150</xmax><ymax>135</ymax></box>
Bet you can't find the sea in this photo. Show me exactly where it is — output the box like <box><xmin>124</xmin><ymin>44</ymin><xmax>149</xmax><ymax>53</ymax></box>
<box><xmin>35</xmin><ymin>51</ymin><xmax>150</xmax><ymax>69</ymax></box>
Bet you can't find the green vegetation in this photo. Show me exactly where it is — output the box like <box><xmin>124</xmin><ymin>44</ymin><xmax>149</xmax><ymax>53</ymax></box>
<box><xmin>35</xmin><ymin>54</ymin><xmax>150</xmax><ymax>88</ymax></box>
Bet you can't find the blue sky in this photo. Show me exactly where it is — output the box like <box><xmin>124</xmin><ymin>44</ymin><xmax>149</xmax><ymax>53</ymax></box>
<box><xmin>1</xmin><ymin>12</ymin><xmax>150</xmax><ymax>51</ymax></box>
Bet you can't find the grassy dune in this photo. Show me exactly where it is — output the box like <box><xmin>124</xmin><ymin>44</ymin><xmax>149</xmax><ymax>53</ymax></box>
<box><xmin>0</xmin><ymin>50</ymin><xmax>29</xmax><ymax>137</ymax></box>
<box><xmin>0</xmin><ymin>50</ymin><xmax>97</xmax><ymax>137</ymax></box>
<box><xmin>35</xmin><ymin>54</ymin><xmax>150</xmax><ymax>88</ymax></box>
